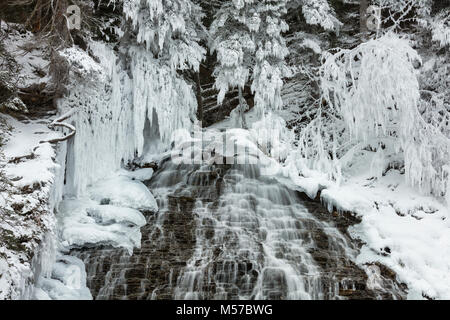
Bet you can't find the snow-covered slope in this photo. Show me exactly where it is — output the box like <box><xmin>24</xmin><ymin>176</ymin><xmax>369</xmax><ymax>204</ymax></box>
<box><xmin>321</xmin><ymin>151</ymin><xmax>450</xmax><ymax>299</ymax></box>
<box><xmin>0</xmin><ymin>115</ymin><xmax>65</xmax><ymax>299</ymax></box>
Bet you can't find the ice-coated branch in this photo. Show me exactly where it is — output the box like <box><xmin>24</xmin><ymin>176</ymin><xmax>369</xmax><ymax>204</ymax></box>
<box><xmin>40</xmin><ymin>109</ymin><xmax>77</xmax><ymax>145</ymax></box>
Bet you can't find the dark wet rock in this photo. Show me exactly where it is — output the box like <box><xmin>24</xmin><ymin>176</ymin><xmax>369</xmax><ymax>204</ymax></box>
<box><xmin>100</xmin><ymin>198</ymin><xmax>111</xmax><ymax>205</ymax></box>
<box><xmin>303</xmin><ymin>200</ymin><xmax>407</xmax><ymax>300</ymax></box>
<box><xmin>72</xmin><ymin>194</ymin><xmax>196</xmax><ymax>300</ymax></box>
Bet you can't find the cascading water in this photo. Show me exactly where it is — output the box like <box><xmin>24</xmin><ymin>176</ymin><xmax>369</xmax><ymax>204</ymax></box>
<box><xmin>172</xmin><ymin>163</ymin><xmax>325</xmax><ymax>300</ymax></box>
<box><xmin>72</xmin><ymin>154</ymin><xmax>405</xmax><ymax>300</ymax></box>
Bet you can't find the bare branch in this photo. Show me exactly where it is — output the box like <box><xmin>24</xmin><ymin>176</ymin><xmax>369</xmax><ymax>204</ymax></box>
<box><xmin>38</xmin><ymin>108</ymin><xmax>77</xmax><ymax>145</ymax></box>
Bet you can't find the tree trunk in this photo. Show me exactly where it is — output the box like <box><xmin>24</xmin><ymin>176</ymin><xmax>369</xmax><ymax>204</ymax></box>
<box><xmin>360</xmin><ymin>0</ymin><xmax>369</xmax><ymax>34</ymax></box>
<box><xmin>195</xmin><ymin>72</ymin><xmax>203</xmax><ymax>127</ymax></box>
<box><xmin>35</xmin><ymin>0</ymin><xmax>42</xmax><ymax>32</ymax></box>
<box><xmin>238</xmin><ymin>87</ymin><xmax>247</xmax><ymax>129</ymax></box>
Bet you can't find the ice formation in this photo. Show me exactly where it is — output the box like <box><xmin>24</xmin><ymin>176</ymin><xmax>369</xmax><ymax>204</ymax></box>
<box><xmin>34</xmin><ymin>255</ymin><xmax>92</xmax><ymax>300</ymax></box>
<box><xmin>60</xmin><ymin>42</ymin><xmax>196</xmax><ymax>196</ymax></box>
<box><xmin>59</xmin><ymin>199</ymin><xmax>145</xmax><ymax>255</ymax></box>
<box><xmin>35</xmin><ymin>173</ymin><xmax>155</xmax><ymax>299</ymax></box>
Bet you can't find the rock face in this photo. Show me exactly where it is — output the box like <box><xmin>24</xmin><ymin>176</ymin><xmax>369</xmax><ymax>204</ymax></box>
<box><xmin>73</xmin><ymin>161</ymin><xmax>406</xmax><ymax>300</ymax></box>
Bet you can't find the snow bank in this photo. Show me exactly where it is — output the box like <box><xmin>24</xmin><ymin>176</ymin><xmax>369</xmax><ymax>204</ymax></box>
<box><xmin>86</xmin><ymin>205</ymin><xmax>146</xmax><ymax>226</ymax></box>
<box><xmin>57</xmin><ymin>171</ymin><xmax>155</xmax><ymax>255</ymax></box>
<box><xmin>60</xmin><ymin>218</ymin><xmax>141</xmax><ymax>255</ymax></box>
<box><xmin>353</xmin><ymin>204</ymin><xmax>450</xmax><ymax>299</ymax></box>
<box><xmin>59</xmin><ymin>196</ymin><xmax>148</xmax><ymax>255</ymax></box>
<box><xmin>2</xmin><ymin>117</ymin><xmax>62</xmax><ymax>188</ymax></box>
<box><xmin>320</xmin><ymin>186</ymin><xmax>372</xmax><ymax>215</ymax></box>
<box><xmin>88</xmin><ymin>175</ymin><xmax>158</xmax><ymax>211</ymax></box>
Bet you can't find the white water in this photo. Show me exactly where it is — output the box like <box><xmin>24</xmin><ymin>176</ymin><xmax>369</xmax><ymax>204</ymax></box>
<box><xmin>161</xmin><ymin>162</ymin><xmax>356</xmax><ymax>300</ymax></box>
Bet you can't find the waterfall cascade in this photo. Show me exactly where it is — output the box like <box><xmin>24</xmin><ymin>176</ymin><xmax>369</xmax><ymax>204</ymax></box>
<box><xmin>73</xmin><ymin>156</ymin><xmax>405</xmax><ymax>300</ymax></box>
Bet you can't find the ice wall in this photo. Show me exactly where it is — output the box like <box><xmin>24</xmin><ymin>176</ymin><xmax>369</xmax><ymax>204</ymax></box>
<box><xmin>59</xmin><ymin>43</ymin><xmax>196</xmax><ymax>196</ymax></box>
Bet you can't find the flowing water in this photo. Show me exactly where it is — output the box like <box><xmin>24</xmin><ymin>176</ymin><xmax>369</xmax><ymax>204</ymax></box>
<box><xmin>72</xmin><ymin>158</ymin><xmax>405</xmax><ymax>300</ymax></box>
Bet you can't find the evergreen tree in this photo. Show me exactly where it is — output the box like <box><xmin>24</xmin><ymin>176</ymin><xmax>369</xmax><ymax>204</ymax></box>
<box><xmin>209</xmin><ymin>0</ymin><xmax>291</xmax><ymax>122</ymax></box>
<box><xmin>290</xmin><ymin>0</ymin><xmax>341</xmax><ymax>31</ymax></box>
<box><xmin>209</xmin><ymin>0</ymin><xmax>344</xmax><ymax>124</ymax></box>
<box><xmin>123</xmin><ymin>0</ymin><xmax>206</xmax><ymax>71</ymax></box>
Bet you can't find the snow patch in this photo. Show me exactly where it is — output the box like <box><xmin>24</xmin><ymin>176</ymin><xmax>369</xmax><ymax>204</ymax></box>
<box><xmin>88</xmin><ymin>175</ymin><xmax>158</xmax><ymax>211</ymax></box>
<box><xmin>119</xmin><ymin>168</ymin><xmax>154</xmax><ymax>181</ymax></box>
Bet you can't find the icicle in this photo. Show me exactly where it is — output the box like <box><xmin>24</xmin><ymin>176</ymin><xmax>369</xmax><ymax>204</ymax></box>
<box><xmin>59</xmin><ymin>42</ymin><xmax>196</xmax><ymax>196</ymax></box>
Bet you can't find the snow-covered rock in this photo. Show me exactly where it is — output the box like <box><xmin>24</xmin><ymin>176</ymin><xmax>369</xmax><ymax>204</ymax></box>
<box><xmin>87</xmin><ymin>175</ymin><xmax>158</xmax><ymax>212</ymax></box>
<box><xmin>0</xmin><ymin>115</ymin><xmax>64</xmax><ymax>300</ymax></box>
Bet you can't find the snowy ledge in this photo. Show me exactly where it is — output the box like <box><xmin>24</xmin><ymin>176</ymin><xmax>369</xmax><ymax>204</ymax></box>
<box><xmin>59</xmin><ymin>172</ymin><xmax>158</xmax><ymax>256</ymax></box>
